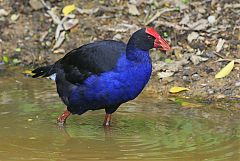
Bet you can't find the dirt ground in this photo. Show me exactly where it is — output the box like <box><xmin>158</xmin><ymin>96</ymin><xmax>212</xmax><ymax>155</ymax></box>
<box><xmin>0</xmin><ymin>0</ymin><xmax>239</xmax><ymax>100</ymax></box>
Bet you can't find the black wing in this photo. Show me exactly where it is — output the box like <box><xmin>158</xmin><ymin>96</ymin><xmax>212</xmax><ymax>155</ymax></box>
<box><xmin>59</xmin><ymin>40</ymin><xmax>126</xmax><ymax>84</ymax></box>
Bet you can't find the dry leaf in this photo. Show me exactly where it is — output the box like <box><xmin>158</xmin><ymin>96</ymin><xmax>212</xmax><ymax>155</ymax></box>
<box><xmin>39</xmin><ymin>31</ymin><xmax>48</xmax><ymax>42</ymax></box>
<box><xmin>0</xmin><ymin>9</ymin><xmax>9</xmax><ymax>16</ymax></box>
<box><xmin>76</xmin><ymin>7</ymin><xmax>99</xmax><ymax>14</ymax></box>
<box><xmin>157</xmin><ymin>71</ymin><xmax>174</xmax><ymax>78</ymax></box>
<box><xmin>53</xmin><ymin>49</ymin><xmax>65</xmax><ymax>54</ymax></box>
<box><xmin>128</xmin><ymin>4</ymin><xmax>140</xmax><ymax>16</ymax></box>
<box><xmin>55</xmin><ymin>16</ymin><xmax>68</xmax><ymax>40</ymax></box>
<box><xmin>169</xmin><ymin>86</ymin><xmax>189</xmax><ymax>93</ymax></box>
<box><xmin>10</xmin><ymin>14</ymin><xmax>19</xmax><ymax>21</ymax></box>
<box><xmin>188</xmin><ymin>19</ymin><xmax>208</xmax><ymax>31</ymax></box>
<box><xmin>47</xmin><ymin>9</ymin><xmax>61</xmax><ymax>24</ymax></box>
<box><xmin>215</xmin><ymin>60</ymin><xmax>234</xmax><ymax>79</ymax></box>
<box><xmin>29</xmin><ymin>0</ymin><xmax>44</xmax><ymax>10</ymax></box>
<box><xmin>23</xmin><ymin>70</ymin><xmax>34</xmax><ymax>76</ymax></box>
<box><xmin>181</xmin><ymin>101</ymin><xmax>202</xmax><ymax>108</ymax></box>
<box><xmin>62</xmin><ymin>4</ymin><xmax>76</xmax><ymax>16</ymax></box>
<box><xmin>179</xmin><ymin>14</ymin><xmax>190</xmax><ymax>25</ymax></box>
<box><xmin>53</xmin><ymin>31</ymin><xmax>66</xmax><ymax>50</ymax></box>
<box><xmin>216</xmin><ymin>38</ymin><xmax>225</xmax><ymax>52</ymax></box>
<box><xmin>190</xmin><ymin>55</ymin><xmax>208</xmax><ymax>65</ymax></box>
<box><xmin>55</xmin><ymin>23</ymin><xmax>64</xmax><ymax>40</ymax></box>
<box><xmin>63</xmin><ymin>18</ymin><xmax>79</xmax><ymax>30</ymax></box>
<box><xmin>187</xmin><ymin>32</ymin><xmax>199</xmax><ymax>43</ymax></box>
<box><xmin>145</xmin><ymin>8</ymin><xmax>177</xmax><ymax>25</ymax></box>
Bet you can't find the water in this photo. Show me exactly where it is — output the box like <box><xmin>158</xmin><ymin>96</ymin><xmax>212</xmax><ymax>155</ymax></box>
<box><xmin>0</xmin><ymin>68</ymin><xmax>239</xmax><ymax>161</ymax></box>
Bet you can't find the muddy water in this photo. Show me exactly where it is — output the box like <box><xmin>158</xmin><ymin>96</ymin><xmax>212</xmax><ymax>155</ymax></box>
<box><xmin>0</xmin><ymin>68</ymin><xmax>239</xmax><ymax>161</ymax></box>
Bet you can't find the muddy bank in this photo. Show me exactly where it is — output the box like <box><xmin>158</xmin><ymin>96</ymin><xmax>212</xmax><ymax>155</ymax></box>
<box><xmin>0</xmin><ymin>0</ymin><xmax>239</xmax><ymax>99</ymax></box>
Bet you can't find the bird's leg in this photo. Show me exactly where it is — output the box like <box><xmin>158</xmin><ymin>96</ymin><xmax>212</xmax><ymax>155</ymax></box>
<box><xmin>104</xmin><ymin>105</ymin><xmax>119</xmax><ymax>126</ymax></box>
<box><xmin>103</xmin><ymin>114</ymin><xmax>112</xmax><ymax>126</ymax></box>
<box><xmin>57</xmin><ymin>110</ymin><xmax>71</xmax><ymax>126</ymax></box>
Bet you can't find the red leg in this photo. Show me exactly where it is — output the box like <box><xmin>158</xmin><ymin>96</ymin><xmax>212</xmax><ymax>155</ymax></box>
<box><xmin>57</xmin><ymin>110</ymin><xmax>71</xmax><ymax>126</ymax></box>
<box><xmin>103</xmin><ymin>114</ymin><xmax>112</xmax><ymax>126</ymax></box>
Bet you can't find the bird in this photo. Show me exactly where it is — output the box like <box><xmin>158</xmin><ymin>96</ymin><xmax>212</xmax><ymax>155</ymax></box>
<box><xmin>32</xmin><ymin>27</ymin><xmax>170</xmax><ymax>126</ymax></box>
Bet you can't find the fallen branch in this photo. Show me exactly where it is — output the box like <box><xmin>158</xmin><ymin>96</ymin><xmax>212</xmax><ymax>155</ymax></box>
<box><xmin>214</xmin><ymin>53</ymin><xmax>225</xmax><ymax>59</ymax></box>
<box><xmin>216</xmin><ymin>59</ymin><xmax>240</xmax><ymax>64</ymax></box>
<box><xmin>145</xmin><ymin>8</ymin><xmax>177</xmax><ymax>26</ymax></box>
<box><xmin>76</xmin><ymin>6</ymin><xmax>124</xmax><ymax>15</ymax></box>
<box><xmin>40</xmin><ymin>0</ymin><xmax>51</xmax><ymax>10</ymax></box>
<box><xmin>154</xmin><ymin>20</ymin><xmax>189</xmax><ymax>30</ymax></box>
<box><xmin>97</xmin><ymin>24</ymin><xmax>139</xmax><ymax>33</ymax></box>
<box><xmin>47</xmin><ymin>9</ymin><xmax>61</xmax><ymax>24</ymax></box>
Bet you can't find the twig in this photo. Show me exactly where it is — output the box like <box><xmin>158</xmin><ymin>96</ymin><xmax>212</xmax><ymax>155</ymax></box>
<box><xmin>216</xmin><ymin>59</ymin><xmax>240</xmax><ymax>63</ymax></box>
<box><xmin>40</xmin><ymin>0</ymin><xmax>51</xmax><ymax>10</ymax></box>
<box><xmin>76</xmin><ymin>7</ymin><xmax>99</xmax><ymax>15</ymax></box>
<box><xmin>76</xmin><ymin>6</ymin><xmax>124</xmax><ymax>15</ymax></box>
<box><xmin>224</xmin><ymin>3</ymin><xmax>240</xmax><ymax>9</ymax></box>
<box><xmin>99</xmin><ymin>6</ymin><xmax>124</xmax><ymax>12</ymax></box>
<box><xmin>47</xmin><ymin>10</ymin><xmax>61</xmax><ymax>24</ymax></box>
<box><xmin>154</xmin><ymin>20</ymin><xmax>189</xmax><ymax>30</ymax></box>
<box><xmin>214</xmin><ymin>52</ymin><xmax>225</xmax><ymax>59</ymax></box>
<box><xmin>145</xmin><ymin>8</ymin><xmax>177</xmax><ymax>26</ymax></box>
<box><xmin>53</xmin><ymin>31</ymin><xmax>66</xmax><ymax>50</ymax></box>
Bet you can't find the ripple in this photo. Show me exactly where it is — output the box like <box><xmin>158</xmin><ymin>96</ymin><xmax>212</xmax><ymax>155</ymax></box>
<box><xmin>0</xmin><ymin>69</ymin><xmax>239</xmax><ymax>160</ymax></box>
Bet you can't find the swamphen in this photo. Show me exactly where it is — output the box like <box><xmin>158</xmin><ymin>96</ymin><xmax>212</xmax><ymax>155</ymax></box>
<box><xmin>32</xmin><ymin>28</ymin><xmax>170</xmax><ymax>126</ymax></box>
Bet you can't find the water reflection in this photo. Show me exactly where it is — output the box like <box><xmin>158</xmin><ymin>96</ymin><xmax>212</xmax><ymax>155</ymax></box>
<box><xmin>0</xmin><ymin>69</ymin><xmax>239</xmax><ymax>160</ymax></box>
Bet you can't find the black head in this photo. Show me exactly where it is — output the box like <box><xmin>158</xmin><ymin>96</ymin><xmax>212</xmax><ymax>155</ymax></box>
<box><xmin>127</xmin><ymin>28</ymin><xmax>171</xmax><ymax>51</ymax></box>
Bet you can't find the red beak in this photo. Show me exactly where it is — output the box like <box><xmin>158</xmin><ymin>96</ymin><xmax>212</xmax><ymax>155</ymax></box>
<box><xmin>145</xmin><ymin>27</ymin><xmax>171</xmax><ymax>51</ymax></box>
<box><xmin>154</xmin><ymin>36</ymin><xmax>171</xmax><ymax>51</ymax></box>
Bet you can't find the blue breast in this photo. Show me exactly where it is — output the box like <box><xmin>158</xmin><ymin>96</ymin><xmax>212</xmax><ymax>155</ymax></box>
<box><xmin>69</xmin><ymin>49</ymin><xmax>152</xmax><ymax>111</ymax></box>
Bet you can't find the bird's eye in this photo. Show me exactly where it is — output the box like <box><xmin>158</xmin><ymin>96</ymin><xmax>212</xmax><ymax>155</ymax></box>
<box><xmin>147</xmin><ymin>35</ymin><xmax>152</xmax><ymax>39</ymax></box>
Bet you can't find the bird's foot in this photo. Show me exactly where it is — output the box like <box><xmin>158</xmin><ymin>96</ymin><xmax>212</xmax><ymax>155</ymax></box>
<box><xmin>103</xmin><ymin>114</ymin><xmax>112</xmax><ymax>126</ymax></box>
<box><xmin>57</xmin><ymin>110</ymin><xmax>71</xmax><ymax>126</ymax></box>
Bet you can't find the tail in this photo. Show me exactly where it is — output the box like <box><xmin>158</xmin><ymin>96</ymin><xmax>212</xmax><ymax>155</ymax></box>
<box><xmin>32</xmin><ymin>64</ymin><xmax>55</xmax><ymax>78</ymax></box>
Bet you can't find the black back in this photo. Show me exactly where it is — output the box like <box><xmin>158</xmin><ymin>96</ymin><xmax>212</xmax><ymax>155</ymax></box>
<box><xmin>59</xmin><ymin>40</ymin><xmax>126</xmax><ymax>84</ymax></box>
